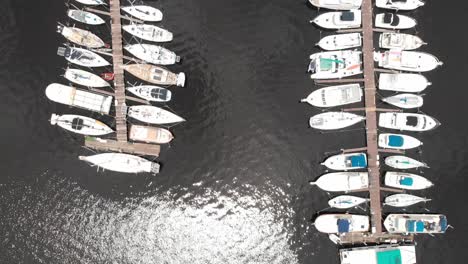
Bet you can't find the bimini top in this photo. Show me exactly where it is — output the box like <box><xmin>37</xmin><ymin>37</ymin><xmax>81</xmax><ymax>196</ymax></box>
<box><xmin>348</xmin><ymin>154</ymin><xmax>367</xmax><ymax>168</ymax></box>
<box><xmin>388</xmin><ymin>135</ymin><xmax>404</xmax><ymax>147</ymax></box>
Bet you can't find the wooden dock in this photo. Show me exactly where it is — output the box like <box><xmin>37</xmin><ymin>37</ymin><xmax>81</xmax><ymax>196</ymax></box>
<box><xmin>85</xmin><ymin>137</ymin><xmax>160</xmax><ymax>157</ymax></box>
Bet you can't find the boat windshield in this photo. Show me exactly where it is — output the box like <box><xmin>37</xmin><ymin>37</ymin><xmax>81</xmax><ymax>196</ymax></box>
<box><xmin>405</xmin><ymin>116</ymin><xmax>418</xmax><ymax>127</ymax></box>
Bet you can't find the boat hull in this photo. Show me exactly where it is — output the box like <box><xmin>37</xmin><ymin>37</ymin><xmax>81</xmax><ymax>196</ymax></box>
<box><xmin>309</xmin><ymin>0</ymin><xmax>362</xmax><ymax>10</ymax></box>
<box><xmin>302</xmin><ymin>83</ymin><xmax>362</xmax><ymax>107</ymax></box>
<box><xmin>385</xmin><ymin>194</ymin><xmax>430</xmax><ymax>207</ymax></box>
<box><xmin>124</xmin><ymin>44</ymin><xmax>178</xmax><ymax>65</ymax></box>
<box><xmin>384</xmin><ymin>171</ymin><xmax>433</xmax><ymax>190</ymax></box>
<box><xmin>64</xmin><ymin>68</ymin><xmax>110</xmax><ymax>87</ymax></box>
<box><xmin>314</xmin><ymin>214</ymin><xmax>369</xmax><ymax>234</ymax></box>
<box><xmin>382</xmin><ymin>93</ymin><xmax>423</xmax><ymax>109</ymax></box>
<box><xmin>310</xmin><ymin>112</ymin><xmax>364</xmax><ymax>130</ymax></box>
<box><xmin>127</xmin><ymin>105</ymin><xmax>185</xmax><ymax>124</ymax></box>
<box><xmin>378</xmin><ymin>133</ymin><xmax>422</xmax><ymax>150</ymax></box>
<box><xmin>122</xmin><ymin>64</ymin><xmax>185</xmax><ymax>87</ymax></box>
<box><xmin>378</xmin><ymin>113</ymin><xmax>440</xmax><ymax>132</ymax></box>
<box><xmin>375</xmin><ymin>13</ymin><xmax>417</xmax><ymax>29</ymax></box>
<box><xmin>328</xmin><ymin>195</ymin><xmax>368</xmax><ymax>209</ymax></box>
<box><xmin>384</xmin><ymin>214</ymin><xmax>448</xmax><ymax>234</ymax></box>
<box><xmin>67</xmin><ymin>9</ymin><xmax>105</xmax><ymax>25</ymax></box>
<box><xmin>122</xmin><ymin>6</ymin><xmax>163</xmax><ymax>22</ymax></box>
<box><xmin>317</xmin><ymin>33</ymin><xmax>362</xmax><ymax>51</ymax></box>
<box><xmin>322</xmin><ymin>153</ymin><xmax>367</xmax><ymax>171</ymax></box>
<box><xmin>126</xmin><ymin>86</ymin><xmax>172</xmax><ymax>102</ymax></box>
<box><xmin>79</xmin><ymin>153</ymin><xmax>160</xmax><ymax>174</ymax></box>
<box><xmin>312</xmin><ymin>10</ymin><xmax>362</xmax><ymax>29</ymax></box>
<box><xmin>378</xmin><ymin>73</ymin><xmax>430</xmax><ymax>92</ymax></box>
<box><xmin>122</xmin><ymin>25</ymin><xmax>173</xmax><ymax>42</ymax></box>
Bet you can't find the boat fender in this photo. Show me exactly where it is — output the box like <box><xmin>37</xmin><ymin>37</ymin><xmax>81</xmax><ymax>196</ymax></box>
<box><xmin>50</xmin><ymin>113</ymin><xmax>59</xmax><ymax>125</ymax></box>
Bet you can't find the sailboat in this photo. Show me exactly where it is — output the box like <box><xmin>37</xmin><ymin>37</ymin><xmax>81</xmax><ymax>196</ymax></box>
<box><xmin>50</xmin><ymin>114</ymin><xmax>113</xmax><ymax>136</ymax></box>
<box><xmin>79</xmin><ymin>153</ymin><xmax>160</xmax><ymax>174</ymax></box>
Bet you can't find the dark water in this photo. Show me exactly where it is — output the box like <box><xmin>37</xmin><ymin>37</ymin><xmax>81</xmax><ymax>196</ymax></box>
<box><xmin>0</xmin><ymin>0</ymin><xmax>467</xmax><ymax>263</ymax></box>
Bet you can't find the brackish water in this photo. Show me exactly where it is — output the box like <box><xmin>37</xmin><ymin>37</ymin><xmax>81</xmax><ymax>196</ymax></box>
<box><xmin>0</xmin><ymin>0</ymin><xmax>467</xmax><ymax>263</ymax></box>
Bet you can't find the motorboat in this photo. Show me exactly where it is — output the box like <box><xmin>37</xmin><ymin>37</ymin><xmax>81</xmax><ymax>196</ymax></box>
<box><xmin>382</xmin><ymin>93</ymin><xmax>423</xmax><ymax>109</ymax></box>
<box><xmin>308</xmin><ymin>50</ymin><xmax>362</xmax><ymax>79</ymax></box>
<box><xmin>384</xmin><ymin>171</ymin><xmax>433</xmax><ymax>190</ymax></box>
<box><xmin>312</xmin><ymin>10</ymin><xmax>362</xmax><ymax>29</ymax></box>
<box><xmin>127</xmin><ymin>105</ymin><xmax>185</xmax><ymax>124</ymax></box>
<box><xmin>129</xmin><ymin>125</ymin><xmax>174</xmax><ymax>144</ymax></box>
<box><xmin>385</xmin><ymin>194</ymin><xmax>431</xmax><ymax>207</ymax></box>
<box><xmin>339</xmin><ymin>244</ymin><xmax>417</xmax><ymax>264</ymax></box>
<box><xmin>122</xmin><ymin>5</ymin><xmax>163</xmax><ymax>22</ymax></box>
<box><xmin>64</xmin><ymin>68</ymin><xmax>110</xmax><ymax>87</ymax></box>
<box><xmin>375</xmin><ymin>13</ymin><xmax>417</xmax><ymax>29</ymax></box>
<box><xmin>309</xmin><ymin>112</ymin><xmax>365</xmax><ymax>130</ymax></box>
<box><xmin>122</xmin><ymin>64</ymin><xmax>185</xmax><ymax>87</ymax></box>
<box><xmin>308</xmin><ymin>0</ymin><xmax>362</xmax><ymax>10</ymax></box>
<box><xmin>301</xmin><ymin>83</ymin><xmax>362</xmax><ymax>107</ymax></box>
<box><xmin>67</xmin><ymin>9</ymin><xmax>105</xmax><ymax>25</ymax></box>
<box><xmin>57</xmin><ymin>47</ymin><xmax>110</xmax><ymax>67</ymax></box>
<box><xmin>328</xmin><ymin>195</ymin><xmax>368</xmax><ymax>209</ymax></box>
<box><xmin>75</xmin><ymin>0</ymin><xmax>106</xmax><ymax>5</ymax></box>
<box><xmin>314</xmin><ymin>214</ymin><xmax>369</xmax><ymax>234</ymax></box>
<box><xmin>322</xmin><ymin>152</ymin><xmax>367</xmax><ymax>171</ymax></box>
<box><xmin>126</xmin><ymin>85</ymin><xmax>172</xmax><ymax>102</ymax></box>
<box><xmin>316</xmin><ymin>33</ymin><xmax>362</xmax><ymax>51</ymax></box>
<box><xmin>50</xmin><ymin>113</ymin><xmax>113</xmax><ymax>136</ymax></box>
<box><xmin>378</xmin><ymin>73</ymin><xmax>431</xmax><ymax>92</ymax></box>
<box><xmin>45</xmin><ymin>83</ymin><xmax>113</xmax><ymax>114</ymax></box>
<box><xmin>385</xmin><ymin>155</ymin><xmax>428</xmax><ymax>169</ymax></box>
<box><xmin>378</xmin><ymin>133</ymin><xmax>422</xmax><ymax>150</ymax></box>
<box><xmin>124</xmin><ymin>44</ymin><xmax>180</xmax><ymax>65</ymax></box>
<box><xmin>57</xmin><ymin>25</ymin><xmax>105</xmax><ymax>48</ymax></box>
<box><xmin>379</xmin><ymin>33</ymin><xmax>426</xmax><ymax>50</ymax></box>
<box><xmin>79</xmin><ymin>153</ymin><xmax>160</xmax><ymax>174</ymax></box>
<box><xmin>309</xmin><ymin>172</ymin><xmax>369</xmax><ymax>192</ymax></box>
<box><xmin>376</xmin><ymin>0</ymin><xmax>424</xmax><ymax>10</ymax></box>
<box><xmin>122</xmin><ymin>24</ymin><xmax>173</xmax><ymax>42</ymax></box>
<box><xmin>384</xmin><ymin>214</ymin><xmax>448</xmax><ymax>234</ymax></box>
<box><xmin>378</xmin><ymin>113</ymin><xmax>440</xmax><ymax>131</ymax></box>
<box><xmin>374</xmin><ymin>50</ymin><xmax>442</xmax><ymax>72</ymax></box>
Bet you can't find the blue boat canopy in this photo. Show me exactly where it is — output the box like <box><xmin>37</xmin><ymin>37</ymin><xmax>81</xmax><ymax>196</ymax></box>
<box><xmin>406</xmin><ymin>220</ymin><xmax>425</xmax><ymax>233</ymax></box>
<box><xmin>440</xmin><ymin>215</ymin><xmax>448</xmax><ymax>231</ymax></box>
<box><xmin>388</xmin><ymin>135</ymin><xmax>404</xmax><ymax>147</ymax></box>
<box><xmin>349</xmin><ymin>154</ymin><xmax>367</xmax><ymax>168</ymax></box>
<box><xmin>399</xmin><ymin>177</ymin><xmax>413</xmax><ymax>186</ymax></box>
<box><xmin>376</xmin><ymin>249</ymin><xmax>402</xmax><ymax>264</ymax></box>
<box><xmin>337</xmin><ymin>219</ymin><xmax>350</xmax><ymax>233</ymax></box>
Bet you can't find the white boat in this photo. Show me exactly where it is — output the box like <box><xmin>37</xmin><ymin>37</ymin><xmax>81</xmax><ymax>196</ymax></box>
<box><xmin>301</xmin><ymin>83</ymin><xmax>362</xmax><ymax>107</ymax></box>
<box><xmin>122</xmin><ymin>24</ymin><xmax>173</xmax><ymax>42</ymax></box>
<box><xmin>57</xmin><ymin>47</ymin><xmax>109</xmax><ymax>67</ymax></box>
<box><xmin>126</xmin><ymin>85</ymin><xmax>172</xmax><ymax>102</ymax></box>
<box><xmin>378</xmin><ymin>133</ymin><xmax>422</xmax><ymax>150</ymax></box>
<box><xmin>384</xmin><ymin>214</ymin><xmax>448</xmax><ymax>234</ymax></box>
<box><xmin>124</xmin><ymin>44</ymin><xmax>180</xmax><ymax>65</ymax></box>
<box><xmin>317</xmin><ymin>33</ymin><xmax>362</xmax><ymax>51</ymax></box>
<box><xmin>67</xmin><ymin>9</ymin><xmax>105</xmax><ymax>25</ymax></box>
<box><xmin>308</xmin><ymin>50</ymin><xmax>362</xmax><ymax>79</ymax></box>
<box><xmin>328</xmin><ymin>195</ymin><xmax>368</xmax><ymax>209</ymax></box>
<box><xmin>310</xmin><ymin>112</ymin><xmax>365</xmax><ymax>130</ymax></box>
<box><xmin>384</xmin><ymin>171</ymin><xmax>433</xmax><ymax>190</ymax></box>
<box><xmin>375</xmin><ymin>13</ymin><xmax>417</xmax><ymax>29</ymax></box>
<box><xmin>308</xmin><ymin>0</ymin><xmax>362</xmax><ymax>10</ymax></box>
<box><xmin>379</xmin><ymin>113</ymin><xmax>440</xmax><ymax>131</ymax></box>
<box><xmin>122</xmin><ymin>5</ymin><xmax>163</xmax><ymax>22</ymax></box>
<box><xmin>382</xmin><ymin>93</ymin><xmax>423</xmax><ymax>109</ymax></box>
<box><xmin>50</xmin><ymin>114</ymin><xmax>113</xmax><ymax>136</ymax></box>
<box><xmin>127</xmin><ymin>105</ymin><xmax>185</xmax><ymax>124</ymax></box>
<box><xmin>379</xmin><ymin>73</ymin><xmax>431</xmax><ymax>92</ymax></box>
<box><xmin>74</xmin><ymin>0</ymin><xmax>106</xmax><ymax>5</ymax></box>
<box><xmin>314</xmin><ymin>214</ymin><xmax>369</xmax><ymax>234</ymax></box>
<box><xmin>374</xmin><ymin>50</ymin><xmax>442</xmax><ymax>72</ymax></box>
<box><xmin>322</xmin><ymin>152</ymin><xmax>367</xmax><ymax>171</ymax></box>
<box><xmin>309</xmin><ymin>172</ymin><xmax>369</xmax><ymax>192</ymax></box>
<box><xmin>385</xmin><ymin>155</ymin><xmax>428</xmax><ymax>169</ymax></box>
<box><xmin>64</xmin><ymin>68</ymin><xmax>110</xmax><ymax>87</ymax></box>
<box><xmin>385</xmin><ymin>194</ymin><xmax>431</xmax><ymax>207</ymax></box>
<box><xmin>312</xmin><ymin>10</ymin><xmax>362</xmax><ymax>29</ymax></box>
<box><xmin>129</xmin><ymin>125</ymin><xmax>174</xmax><ymax>144</ymax></box>
<box><xmin>122</xmin><ymin>64</ymin><xmax>185</xmax><ymax>87</ymax></box>
<box><xmin>57</xmin><ymin>25</ymin><xmax>105</xmax><ymax>48</ymax></box>
<box><xmin>340</xmin><ymin>244</ymin><xmax>417</xmax><ymax>264</ymax></box>
<box><xmin>379</xmin><ymin>33</ymin><xmax>426</xmax><ymax>50</ymax></box>
<box><xmin>45</xmin><ymin>83</ymin><xmax>113</xmax><ymax>114</ymax></box>
<box><xmin>376</xmin><ymin>0</ymin><xmax>424</xmax><ymax>10</ymax></box>
<box><xmin>79</xmin><ymin>153</ymin><xmax>160</xmax><ymax>174</ymax></box>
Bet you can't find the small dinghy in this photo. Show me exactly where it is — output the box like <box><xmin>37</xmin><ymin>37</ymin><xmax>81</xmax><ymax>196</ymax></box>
<box><xmin>310</xmin><ymin>112</ymin><xmax>364</xmax><ymax>130</ymax></box>
<box><xmin>384</xmin><ymin>214</ymin><xmax>448</xmax><ymax>234</ymax></box>
<box><xmin>122</xmin><ymin>64</ymin><xmax>185</xmax><ymax>87</ymax></box>
<box><xmin>312</xmin><ymin>10</ymin><xmax>362</xmax><ymax>29</ymax></box>
<box><xmin>374</xmin><ymin>50</ymin><xmax>442</xmax><ymax>72</ymax></box>
<box><xmin>382</xmin><ymin>93</ymin><xmax>423</xmax><ymax>109</ymax></box>
<box><xmin>74</xmin><ymin>0</ymin><xmax>106</xmax><ymax>5</ymax></box>
<box><xmin>328</xmin><ymin>195</ymin><xmax>368</xmax><ymax>209</ymax></box>
<box><xmin>379</xmin><ymin>113</ymin><xmax>440</xmax><ymax>132</ymax></box>
<box><xmin>378</xmin><ymin>133</ymin><xmax>422</xmax><ymax>150</ymax></box>
<box><xmin>379</xmin><ymin>73</ymin><xmax>431</xmax><ymax>92</ymax></box>
<box><xmin>376</xmin><ymin>0</ymin><xmax>425</xmax><ymax>10</ymax></box>
<box><xmin>317</xmin><ymin>33</ymin><xmax>362</xmax><ymax>51</ymax></box>
<box><xmin>322</xmin><ymin>152</ymin><xmax>367</xmax><ymax>171</ymax></box>
<box><xmin>128</xmin><ymin>105</ymin><xmax>185</xmax><ymax>124</ymax></box>
<box><xmin>124</xmin><ymin>44</ymin><xmax>180</xmax><ymax>65</ymax></box>
<box><xmin>385</xmin><ymin>155</ymin><xmax>428</xmax><ymax>169</ymax></box>
<box><xmin>308</xmin><ymin>0</ymin><xmax>362</xmax><ymax>10</ymax></box>
<box><xmin>385</xmin><ymin>194</ymin><xmax>431</xmax><ymax>207</ymax></box>
<box><xmin>57</xmin><ymin>47</ymin><xmax>109</xmax><ymax>67</ymax></box>
<box><xmin>79</xmin><ymin>153</ymin><xmax>160</xmax><ymax>174</ymax></box>
<box><xmin>129</xmin><ymin>125</ymin><xmax>174</xmax><ymax>144</ymax></box>
<box><xmin>301</xmin><ymin>83</ymin><xmax>362</xmax><ymax>107</ymax></box>
<box><xmin>64</xmin><ymin>68</ymin><xmax>110</xmax><ymax>87</ymax></box>
<box><xmin>379</xmin><ymin>33</ymin><xmax>426</xmax><ymax>50</ymax></box>
<box><xmin>67</xmin><ymin>9</ymin><xmax>105</xmax><ymax>25</ymax></box>
<box><xmin>314</xmin><ymin>214</ymin><xmax>369</xmax><ymax>234</ymax></box>
<box><xmin>385</xmin><ymin>171</ymin><xmax>433</xmax><ymax>190</ymax></box>
<box><xmin>309</xmin><ymin>172</ymin><xmax>369</xmax><ymax>192</ymax></box>
<box><xmin>308</xmin><ymin>50</ymin><xmax>362</xmax><ymax>79</ymax></box>
<box><xmin>375</xmin><ymin>13</ymin><xmax>417</xmax><ymax>29</ymax></box>
<box><xmin>126</xmin><ymin>85</ymin><xmax>172</xmax><ymax>102</ymax></box>
<box><xmin>50</xmin><ymin>113</ymin><xmax>113</xmax><ymax>136</ymax></box>
<box><xmin>122</xmin><ymin>5</ymin><xmax>163</xmax><ymax>22</ymax></box>
<box><xmin>122</xmin><ymin>24</ymin><xmax>173</xmax><ymax>42</ymax></box>
<box><xmin>57</xmin><ymin>25</ymin><xmax>105</xmax><ymax>49</ymax></box>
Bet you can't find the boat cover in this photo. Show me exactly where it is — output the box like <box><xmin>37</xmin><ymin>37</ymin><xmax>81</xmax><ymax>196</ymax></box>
<box><xmin>388</xmin><ymin>135</ymin><xmax>404</xmax><ymax>147</ymax></box>
<box><xmin>383</xmin><ymin>13</ymin><xmax>393</xmax><ymax>23</ymax></box>
<box><xmin>406</xmin><ymin>116</ymin><xmax>418</xmax><ymax>127</ymax></box>
<box><xmin>407</xmin><ymin>220</ymin><xmax>424</xmax><ymax>232</ymax></box>
<box><xmin>350</xmin><ymin>154</ymin><xmax>367</xmax><ymax>167</ymax></box>
<box><xmin>337</xmin><ymin>219</ymin><xmax>350</xmax><ymax>233</ymax></box>
<box><xmin>399</xmin><ymin>177</ymin><xmax>413</xmax><ymax>186</ymax></box>
<box><xmin>341</xmin><ymin>11</ymin><xmax>355</xmax><ymax>21</ymax></box>
<box><xmin>376</xmin><ymin>249</ymin><xmax>402</xmax><ymax>264</ymax></box>
<box><xmin>71</xmin><ymin>118</ymin><xmax>84</xmax><ymax>130</ymax></box>
<box><xmin>440</xmin><ymin>216</ymin><xmax>448</xmax><ymax>231</ymax></box>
